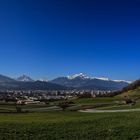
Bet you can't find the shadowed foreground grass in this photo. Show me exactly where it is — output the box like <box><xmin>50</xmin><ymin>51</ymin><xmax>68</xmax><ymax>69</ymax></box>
<box><xmin>0</xmin><ymin>111</ymin><xmax>140</xmax><ymax>140</ymax></box>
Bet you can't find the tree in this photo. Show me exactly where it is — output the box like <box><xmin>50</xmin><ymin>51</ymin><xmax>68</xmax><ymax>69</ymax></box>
<box><xmin>58</xmin><ymin>102</ymin><xmax>70</xmax><ymax>111</ymax></box>
<box><xmin>15</xmin><ymin>104</ymin><xmax>22</xmax><ymax>113</ymax></box>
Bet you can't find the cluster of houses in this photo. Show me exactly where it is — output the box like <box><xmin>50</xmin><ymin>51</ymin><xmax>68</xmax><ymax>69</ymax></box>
<box><xmin>0</xmin><ymin>90</ymin><xmax>113</xmax><ymax>105</ymax></box>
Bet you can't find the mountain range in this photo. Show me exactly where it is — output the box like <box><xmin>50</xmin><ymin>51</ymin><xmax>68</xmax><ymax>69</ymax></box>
<box><xmin>0</xmin><ymin>74</ymin><xmax>66</xmax><ymax>90</ymax></box>
<box><xmin>0</xmin><ymin>73</ymin><xmax>131</xmax><ymax>91</ymax></box>
<box><xmin>51</xmin><ymin>73</ymin><xmax>130</xmax><ymax>91</ymax></box>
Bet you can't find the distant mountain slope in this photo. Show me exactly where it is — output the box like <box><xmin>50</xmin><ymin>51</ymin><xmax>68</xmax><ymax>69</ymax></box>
<box><xmin>2</xmin><ymin>81</ymin><xmax>67</xmax><ymax>90</ymax></box>
<box><xmin>51</xmin><ymin>73</ymin><xmax>130</xmax><ymax>90</ymax></box>
<box><xmin>0</xmin><ymin>81</ymin><xmax>67</xmax><ymax>90</ymax></box>
<box><xmin>0</xmin><ymin>74</ymin><xmax>16</xmax><ymax>83</ymax></box>
<box><xmin>0</xmin><ymin>74</ymin><xmax>67</xmax><ymax>90</ymax></box>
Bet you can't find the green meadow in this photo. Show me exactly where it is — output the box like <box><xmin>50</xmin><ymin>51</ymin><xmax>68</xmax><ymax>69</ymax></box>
<box><xmin>0</xmin><ymin>111</ymin><xmax>140</xmax><ymax>140</ymax></box>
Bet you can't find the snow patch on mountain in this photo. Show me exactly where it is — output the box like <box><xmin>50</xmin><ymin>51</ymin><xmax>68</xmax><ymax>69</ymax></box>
<box><xmin>113</xmin><ymin>80</ymin><xmax>132</xmax><ymax>84</ymax></box>
<box><xmin>93</xmin><ymin>77</ymin><xmax>110</xmax><ymax>81</ymax></box>
<box><xmin>38</xmin><ymin>78</ymin><xmax>48</xmax><ymax>82</ymax></box>
<box><xmin>67</xmin><ymin>73</ymin><xmax>90</xmax><ymax>80</ymax></box>
<box><xmin>17</xmin><ymin>75</ymin><xmax>34</xmax><ymax>82</ymax></box>
<box><xmin>66</xmin><ymin>73</ymin><xmax>131</xmax><ymax>83</ymax></box>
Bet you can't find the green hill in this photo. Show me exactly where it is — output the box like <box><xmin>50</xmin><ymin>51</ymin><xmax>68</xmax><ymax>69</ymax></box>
<box><xmin>117</xmin><ymin>87</ymin><xmax>140</xmax><ymax>98</ymax></box>
<box><xmin>116</xmin><ymin>79</ymin><xmax>140</xmax><ymax>98</ymax></box>
<box><xmin>122</xmin><ymin>79</ymin><xmax>140</xmax><ymax>92</ymax></box>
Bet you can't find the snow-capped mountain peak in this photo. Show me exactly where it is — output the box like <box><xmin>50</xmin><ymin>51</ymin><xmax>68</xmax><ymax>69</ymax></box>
<box><xmin>66</xmin><ymin>73</ymin><xmax>131</xmax><ymax>84</ymax></box>
<box><xmin>17</xmin><ymin>75</ymin><xmax>34</xmax><ymax>82</ymax></box>
<box><xmin>67</xmin><ymin>73</ymin><xmax>90</xmax><ymax>80</ymax></box>
<box><xmin>67</xmin><ymin>73</ymin><xmax>111</xmax><ymax>81</ymax></box>
<box><xmin>51</xmin><ymin>73</ymin><xmax>131</xmax><ymax>90</ymax></box>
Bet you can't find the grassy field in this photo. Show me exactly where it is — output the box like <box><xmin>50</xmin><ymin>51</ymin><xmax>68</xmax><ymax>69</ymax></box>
<box><xmin>0</xmin><ymin>111</ymin><xmax>140</xmax><ymax>140</ymax></box>
<box><xmin>73</xmin><ymin>97</ymin><xmax>116</xmax><ymax>104</ymax></box>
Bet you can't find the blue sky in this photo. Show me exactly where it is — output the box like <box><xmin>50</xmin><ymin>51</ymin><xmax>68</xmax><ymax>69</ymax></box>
<box><xmin>0</xmin><ymin>0</ymin><xmax>140</xmax><ymax>80</ymax></box>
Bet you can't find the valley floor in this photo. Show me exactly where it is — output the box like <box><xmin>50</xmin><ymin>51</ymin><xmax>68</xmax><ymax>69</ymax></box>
<box><xmin>0</xmin><ymin>93</ymin><xmax>140</xmax><ymax>140</ymax></box>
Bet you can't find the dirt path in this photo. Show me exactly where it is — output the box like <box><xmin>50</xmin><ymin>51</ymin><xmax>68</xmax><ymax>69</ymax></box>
<box><xmin>79</xmin><ymin>108</ymin><xmax>140</xmax><ymax>113</ymax></box>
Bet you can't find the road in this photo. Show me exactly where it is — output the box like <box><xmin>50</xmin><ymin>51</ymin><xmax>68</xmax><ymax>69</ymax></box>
<box><xmin>79</xmin><ymin>108</ymin><xmax>140</xmax><ymax>113</ymax></box>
